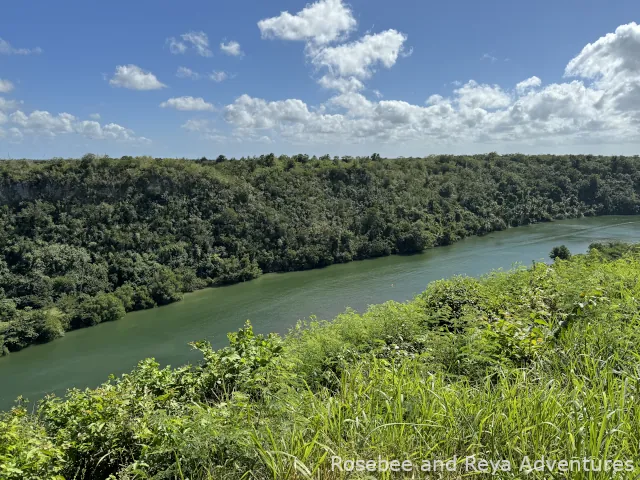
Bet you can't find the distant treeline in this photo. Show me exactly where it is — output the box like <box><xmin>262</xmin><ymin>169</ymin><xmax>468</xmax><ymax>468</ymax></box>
<box><xmin>0</xmin><ymin>153</ymin><xmax>639</xmax><ymax>354</ymax></box>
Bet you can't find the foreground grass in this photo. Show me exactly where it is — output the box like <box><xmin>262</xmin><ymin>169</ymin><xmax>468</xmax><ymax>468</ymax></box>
<box><xmin>2</xmin><ymin>243</ymin><xmax>640</xmax><ymax>479</ymax></box>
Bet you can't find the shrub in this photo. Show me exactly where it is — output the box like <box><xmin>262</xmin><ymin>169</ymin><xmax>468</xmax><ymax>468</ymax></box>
<box><xmin>550</xmin><ymin>244</ymin><xmax>571</xmax><ymax>260</ymax></box>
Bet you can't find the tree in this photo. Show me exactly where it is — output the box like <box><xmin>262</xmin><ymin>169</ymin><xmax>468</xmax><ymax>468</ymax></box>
<box><xmin>147</xmin><ymin>265</ymin><xmax>183</xmax><ymax>306</ymax></box>
<box><xmin>72</xmin><ymin>293</ymin><xmax>125</xmax><ymax>328</ymax></box>
<box><xmin>550</xmin><ymin>245</ymin><xmax>571</xmax><ymax>260</ymax></box>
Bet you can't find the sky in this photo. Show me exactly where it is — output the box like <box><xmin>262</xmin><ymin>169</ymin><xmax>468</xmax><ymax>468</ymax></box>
<box><xmin>1</xmin><ymin>0</ymin><xmax>640</xmax><ymax>159</ymax></box>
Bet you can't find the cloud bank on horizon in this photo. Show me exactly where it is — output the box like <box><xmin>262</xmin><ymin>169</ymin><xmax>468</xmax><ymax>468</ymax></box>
<box><xmin>1</xmin><ymin>0</ymin><xmax>640</xmax><ymax>155</ymax></box>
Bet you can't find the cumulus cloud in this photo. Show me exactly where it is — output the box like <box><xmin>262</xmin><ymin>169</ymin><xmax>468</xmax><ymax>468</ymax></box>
<box><xmin>220</xmin><ymin>22</ymin><xmax>640</xmax><ymax>148</ymax></box>
<box><xmin>89</xmin><ymin>113</ymin><xmax>101</xmax><ymax>120</ymax></box>
<box><xmin>258</xmin><ymin>0</ymin><xmax>356</xmax><ymax>45</ymax></box>
<box><xmin>454</xmin><ymin>80</ymin><xmax>512</xmax><ymax>109</ymax></box>
<box><xmin>176</xmin><ymin>66</ymin><xmax>200</xmax><ymax>79</ymax></box>
<box><xmin>181</xmin><ymin>119</ymin><xmax>227</xmax><ymax>142</ymax></box>
<box><xmin>7</xmin><ymin>109</ymin><xmax>150</xmax><ymax>143</ymax></box>
<box><xmin>0</xmin><ymin>37</ymin><xmax>42</xmax><ymax>55</ymax></box>
<box><xmin>516</xmin><ymin>76</ymin><xmax>542</xmax><ymax>95</ymax></box>
<box><xmin>160</xmin><ymin>96</ymin><xmax>215</xmax><ymax>111</ymax></box>
<box><xmin>222</xmin><ymin>21</ymin><xmax>640</xmax><ymax>148</ymax></box>
<box><xmin>209</xmin><ymin>71</ymin><xmax>229</xmax><ymax>83</ymax></box>
<box><xmin>565</xmin><ymin>22</ymin><xmax>640</xmax><ymax>114</ymax></box>
<box><xmin>167</xmin><ymin>31</ymin><xmax>212</xmax><ymax>57</ymax></box>
<box><xmin>0</xmin><ymin>79</ymin><xmax>14</xmax><ymax>93</ymax></box>
<box><xmin>10</xmin><ymin>110</ymin><xmax>75</xmax><ymax>137</ymax></box>
<box><xmin>220</xmin><ymin>40</ymin><xmax>243</xmax><ymax>56</ymax></box>
<box><xmin>8</xmin><ymin>127</ymin><xmax>23</xmax><ymax>141</ymax></box>
<box><xmin>318</xmin><ymin>75</ymin><xmax>364</xmax><ymax>93</ymax></box>
<box><xmin>312</xmin><ymin>30</ymin><xmax>408</xmax><ymax>80</ymax></box>
<box><xmin>258</xmin><ymin>1</ymin><xmax>409</xmax><ymax>93</ymax></box>
<box><xmin>0</xmin><ymin>97</ymin><xmax>21</xmax><ymax>111</ymax></box>
<box><xmin>75</xmin><ymin>121</ymin><xmax>151</xmax><ymax>143</ymax></box>
<box><xmin>109</xmin><ymin>64</ymin><xmax>166</xmax><ymax>90</ymax></box>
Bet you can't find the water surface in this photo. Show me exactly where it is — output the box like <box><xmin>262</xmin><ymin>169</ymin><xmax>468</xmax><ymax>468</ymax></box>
<box><xmin>1</xmin><ymin>216</ymin><xmax>639</xmax><ymax>410</ymax></box>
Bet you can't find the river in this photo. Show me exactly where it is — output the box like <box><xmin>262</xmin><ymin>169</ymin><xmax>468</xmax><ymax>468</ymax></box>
<box><xmin>1</xmin><ymin>215</ymin><xmax>639</xmax><ymax>410</ymax></box>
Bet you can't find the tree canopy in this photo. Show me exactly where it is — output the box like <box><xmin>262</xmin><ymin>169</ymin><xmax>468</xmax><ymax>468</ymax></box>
<box><xmin>0</xmin><ymin>153</ymin><xmax>639</xmax><ymax>353</ymax></box>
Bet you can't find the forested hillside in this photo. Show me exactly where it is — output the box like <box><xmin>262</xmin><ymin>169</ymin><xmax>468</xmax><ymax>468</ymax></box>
<box><xmin>1</xmin><ymin>243</ymin><xmax>639</xmax><ymax>479</ymax></box>
<box><xmin>1</xmin><ymin>153</ymin><xmax>639</xmax><ymax>354</ymax></box>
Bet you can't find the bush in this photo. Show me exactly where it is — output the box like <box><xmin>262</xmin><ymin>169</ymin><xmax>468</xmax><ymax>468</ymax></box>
<box><xmin>550</xmin><ymin>244</ymin><xmax>571</xmax><ymax>260</ymax></box>
<box><xmin>4</xmin><ymin>248</ymin><xmax>640</xmax><ymax>478</ymax></box>
<box><xmin>71</xmin><ymin>293</ymin><xmax>125</xmax><ymax>328</ymax></box>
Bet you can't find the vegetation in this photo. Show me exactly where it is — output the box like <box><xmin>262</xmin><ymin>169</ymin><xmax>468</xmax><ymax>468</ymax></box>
<box><xmin>1</xmin><ymin>153</ymin><xmax>639</xmax><ymax>353</ymax></box>
<box><xmin>549</xmin><ymin>244</ymin><xmax>571</xmax><ymax>260</ymax></box>
<box><xmin>1</xmin><ymin>243</ymin><xmax>639</xmax><ymax>479</ymax></box>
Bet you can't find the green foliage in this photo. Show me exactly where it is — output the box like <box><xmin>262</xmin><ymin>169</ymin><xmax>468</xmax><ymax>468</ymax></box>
<box><xmin>2</xmin><ymin>248</ymin><xmax>640</xmax><ymax>478</ymax></box>
<box><xmin>192</xmin><ymin>321</ymin><xmax>289</xmax><ymax>402</ymax></box>
<box><xmin>0</xmin><ymin>406</ymin><xmax>66</xmax><ymax>480</ymax></box>
<box><xmin>0</xmin><ymin>154</ymin><xmax>639</xmax><ymax>353</ymax></box>
<box><xmin>550</xmin><ymin>244</ymin><xmax>571</xmax><ymax>260</ymax></box>
<box><xmin>70</xmin><ymin>293</ymin><xmax>125</xmax><ymax>328</ymax></box>
<box><xmin>416</xmin><ymin>275</ymin><xmax>487</xmax><ymax>330</ymax></box>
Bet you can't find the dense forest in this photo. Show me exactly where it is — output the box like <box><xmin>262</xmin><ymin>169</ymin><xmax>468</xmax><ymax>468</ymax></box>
<box><xmin>1</xmin><ymin>243</ymin><xmax>639</xmax><ymax>478</ymax></box>
<box><xmin>1</xmin><ymin>153</ymin><xmax>639</xmax><ymax>354</ymax></box>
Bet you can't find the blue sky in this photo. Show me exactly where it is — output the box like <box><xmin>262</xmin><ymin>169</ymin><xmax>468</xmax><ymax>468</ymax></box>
<box><xmin>1</xmin><ymin>0</ymin><xmax>640</xmax><ymax>158</ymax></box>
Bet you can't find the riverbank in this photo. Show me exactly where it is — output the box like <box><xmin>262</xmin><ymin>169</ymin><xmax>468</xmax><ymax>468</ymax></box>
<box><xmin>2</xmin><ymin>215</ymin><xmax>640</xmax><ymax>411</ymax></box>
<box><xmin>2</xmin><ymin>154</ymin><xmax>639</xmax><ymax>356</ymax></box>
<box><xmin>2</xmin><ymin>242</ymin><xmax>639</xmax><ymax>479</ymax></box>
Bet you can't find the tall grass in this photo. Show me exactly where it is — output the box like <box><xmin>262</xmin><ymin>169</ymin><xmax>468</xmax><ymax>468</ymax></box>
<box><xmin>2</xmin><ymin>244</ymin><xmax>640</xmax><ymax>479</ymax></box>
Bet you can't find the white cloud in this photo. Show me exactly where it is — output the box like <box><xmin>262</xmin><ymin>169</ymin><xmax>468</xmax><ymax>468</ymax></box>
<box><xmin>565</xmin><ymin>22</ymin><xmax>640</xmax><ymax>114</ymax></box>
<box><xmin>10</xmin><ymin>110</ymin><xmax>75</xmax><ymax>136</ymax></box>
<box><xmin>0</xmin><ymin>37</ymin><xmax>42</xmax><ymax>55</ymax></box>
<box><xmin>0</xmin><ymin>111</ymin><xmax>7</xmax><ymax>124</ymax></box>
<box><xmin>372</xmin><ymin>90</ymin><xmax>383</xmax><ymax>99</ymax></box>
<box><xmin>426</xmin><ymin>94</ymin><xmax>444</xmax><ymax>105</ymax></box>
<box><xmin>109</xmin><ymin>65</ymin><xmax>166</xmax><ymax>90</ymax></box>
<box><xmin>565</xmin><ymin>22</ymin><xmax>640</xmax><ymax>83</ymax></box>
<box><xmin>168</xmin><ymin>31</ymin><xmax>212</xmax><ymax>57</ymax></box>
<box><xmin>75</xmin><ymin>121</ymin><xmax>151</xmax><ymax>143</ymax></box>
<box><xmin>257</xmin><ymin>2</ymin><xmax>409</xmax><ymax>94</ymax></box>
<box><xmin>224</xmin><ymin>95</ymin><xmax>317</xmax><ymax>131</ymax></box>
<box><xmin>209</xmin><ymin>71</ymin><xmax>229</xmax><ymax>83</ymax></box>
<box><xmin>235</xmin><ymin>11</ymin><xmax>640</xmax><ymax>148</ymax></box>
<box><xmin>516</xmin><ymin>76</ymin><xmax>542</xmax><ymax>95</ymax></box>
<box><xmin>168</xmin><ymin>37</ymin><xmax>187</xmax><ymax>54</ymax></box>
<box><xmin>258</xmin><ymin>0</ymin><xmax>356</xmax><ymax>45</ymax></box>
<box><xmin>221</xmin><ymin>18</ymin><xmax>640</xmax><ymax>149</ymax></box>
<box><xmin>8</xmin><ymin>109</ymin><xmax>149</xmax><ymax>143</ymax></box>
<box><xmin>176</xmin><ymin>66</ymin><xmax>200</xmax><ymax>79</ymax></box>
<box><xmin>89</xmin><ymin>113</ymin><xmax>101</xmax><ymax>120</ymax></box>
<box><xmin>312</xmin><ymin>30</ymin><xmax>408</xmax><ymax>80</ymax></box>
<box><xmin>454</xmin><ymin>80</ymin><xmax>512</xmax><ymax>109</ymax></box>
<box><xmin>0</xmin><ymin>97</ymin><xmax>21</xmax><ymax>111</ymax></box>
<box><xmin>481</xmin><ymin>53</ymin><xmax>497</xmax><ymax>63</ymax></box>
<box><xmin>181</xmin><ymin>119</ymin><xmax>226</xmax><ymax>142</ymax></box>
<box><xmin>0</xmin><ymin>79</ymin><xmax>14</xmax><ymax>93</ymax></box>
<box><xmin>160</xmin><ymin>96</ymin><xmax>215</xmax><ymax>111</ymax></box>
<box><xmin>220</xmin><ymin>40</ymin><xmax>243</xmax><ymax>56</ymax></box>
<box><xmin>9</xmin><ymin>127</ymin><xmax>23</xmax><ymax>141</ymax></box>
<box><xmin>318</xmin><ymin>75</ymin><xmax>364</xmax><ymax>93</ymax></box>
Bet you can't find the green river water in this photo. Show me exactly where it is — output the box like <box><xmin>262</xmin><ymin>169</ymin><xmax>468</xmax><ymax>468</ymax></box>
<box><xmin>1</xmin><ymin>215</ymin><xmax>640</xmax><ymax>410</ymax></box>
